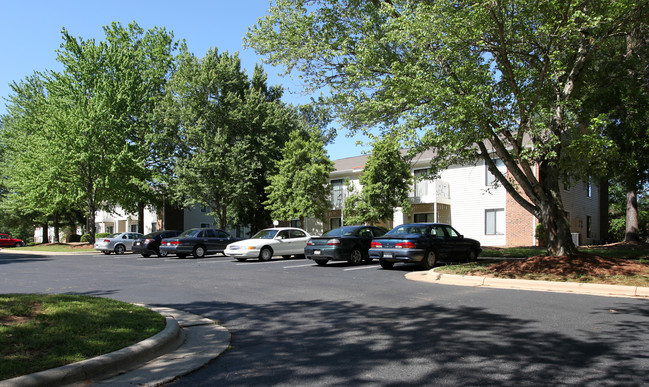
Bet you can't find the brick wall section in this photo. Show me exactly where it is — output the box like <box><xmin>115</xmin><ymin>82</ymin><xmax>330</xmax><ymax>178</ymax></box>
<box><xmin>505</xmin><ymin>170</ymin><xmax>538</xmax><ymax>246</ymax></box>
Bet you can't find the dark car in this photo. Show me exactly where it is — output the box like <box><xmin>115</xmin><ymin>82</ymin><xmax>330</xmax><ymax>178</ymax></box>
<box><xmin>369</xmin><ymin>223</ymin><xmax>481</xmax><ymax>270</ymax></box>
<box><xmin>305</xmin><ymin>225</ymin><xmax>387</xmax><ymax>266</ymax></box>
<box><xmin>0</xmin><ymin>233</ymin><xmax>24</xmax><ymax>247</ymax></box>
<box><xmin>132</xmin><ymin>230</ymin><xmax>182</xmax><ymax>257</ymax></box>
<box><xmin>159</xmin><ymin>228</ymin><xmax>241</xmax><ymax>259</ymax></box>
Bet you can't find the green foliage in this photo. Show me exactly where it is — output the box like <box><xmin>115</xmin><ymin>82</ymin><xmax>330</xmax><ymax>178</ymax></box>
<box><xmin>343</xmin><ymin>136</ymin><xmax>412</xmax><ymax>224</ymax></box>
<box><xmin>0</xmin><ymin>22</ymin><xmax>182</xmax><ymax>242</ymax></box>
<box><xmin>265</xmin><ymin>129</ymin><xmax>334</xmax><ymax>221</ymax></box>
<box><xmin>163</xmin><ymin>49</ymin><xmax>295</xmax><ymax>231</ymax></box>
<box><xmin>246</xmin><ymin>0</ymin><xmax>646</xmax><ymax>256</ymax></box>
<box><xmin>608</xmin><ymin>185</ymin><xmax>649</xmax><ymax>242</ymax></box>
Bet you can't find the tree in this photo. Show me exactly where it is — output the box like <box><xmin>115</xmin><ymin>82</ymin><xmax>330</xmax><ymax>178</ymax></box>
<box><xmin>163</xmin><ymin>49</ymin><xmax>293</xmax><ymax>231</ymax></box>
<box><xmin>246</xmin><ymin>0</ymin><xmax>648</xmax><ymax>256</ymax></box>
<box><xmin>264</xmin><ymin>127</ymin><xmax>334</xmax><ymax>222</ymax></box>
<box><xmin>572</xmin><ymin>21</ymin><xmax>649</xmax><ymax>243</ymax></box>
<box><xmin>0</xmin><ymin>22</ymin><xmax>181</xmax><ymax>243</ymax></box>
<box><xmin>343</xmin><ymin>136</ymin><xmax>412</xmax><ymax>225</ymax></box>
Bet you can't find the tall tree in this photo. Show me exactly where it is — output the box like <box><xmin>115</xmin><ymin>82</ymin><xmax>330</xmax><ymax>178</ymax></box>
<box><xmin>264</xmin><ymin>127</ymin><xmax>334</xmax><ymax>222</ymax></box>
<box><xmin>1</xmin><ymin>22</ymin><xmax>181</xmax><ymax>243</ymax></box>
<box><xmin>343</xmin><ymin>136</ymin><xmax>412</xmax><ymax>225</ymax></box>
<box><xmin>164</xmin><ymin>49</ymin><xmax>292</xmax><ymax>231</ymax></box>
<box><xmin>246</xmin><ymin>0</ymin><xmax>648</xmax><ymax>256</ymax></box>
<box><xmin>573</xmin><ymin>21</ymin><xmax>649</xmax><ymax>243</ymax></box>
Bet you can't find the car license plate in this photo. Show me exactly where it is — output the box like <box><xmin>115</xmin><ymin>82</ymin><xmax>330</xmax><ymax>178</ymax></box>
<box><xmin>383</xmin><ymin>253</ymin><xmax>393</xmax><ymax>258</ymax></box>
<box><xmin>314</xmin><ymin>250</ymin><xmax>321</xmax><ymax>255</ymax></box>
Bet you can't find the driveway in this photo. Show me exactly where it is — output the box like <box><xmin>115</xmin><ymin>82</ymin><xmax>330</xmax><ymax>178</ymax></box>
<box><xmin>1</xmin><ymin>251</ymin><xmax>647</xmax><ymax>386</ymax></box>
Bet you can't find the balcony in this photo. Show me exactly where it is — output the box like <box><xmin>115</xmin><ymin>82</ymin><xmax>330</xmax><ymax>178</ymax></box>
<box><xmin>410</xmin><ymin>180</ymin><xmax>451</xmax><ymax>205</ymax></box>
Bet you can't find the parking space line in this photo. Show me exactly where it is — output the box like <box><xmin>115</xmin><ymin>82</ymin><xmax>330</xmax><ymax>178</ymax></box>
<box><xmin>343</xmin><ymin>265</ymin><xmax>379</xmax><ymax>271</ymax></box>
<box><xmin>283</xmin><ymin>263</ymin><xmax>315</xmax><ymax>269</ymax></box>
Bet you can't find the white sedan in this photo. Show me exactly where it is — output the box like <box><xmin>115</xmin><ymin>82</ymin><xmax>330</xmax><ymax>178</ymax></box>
<box><xmin>224</xmin><ymin>227</ymin><xmax>311</xmax><ymax>261</ymax></box>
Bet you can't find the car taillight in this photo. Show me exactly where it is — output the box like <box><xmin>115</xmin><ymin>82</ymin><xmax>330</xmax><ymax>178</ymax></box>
<box><xmin>166</xmin><ymin>241</ymin><xmax>181</xmax><ymax>246</ymax></box>
<box><xmin>326</xmin><ymin>239</ymin><xmax>341</xmax><ymax>246</ymax></box>
<box><xmin>104</xmin><ymin>239</ymin><xmax>110</xmax><ymax>243</ymax></box>
<box><xmin>307</xmin><ymin>240</ymin><xmax>314</xmax><ymax>246</ymax></box>
<box><xmin>371</xmin><ymin>241</ymin><xmax>382</xmax><ymax>248</ymax></box>
<box><xmin>395</xmin><ymin>241</ymin><xmax>416</xmax><ymax>249</ymax></box>
<box><xmin>145</xmin><ymin>239</ymin><xmax>154</xmax><ymax>244</ymax></box>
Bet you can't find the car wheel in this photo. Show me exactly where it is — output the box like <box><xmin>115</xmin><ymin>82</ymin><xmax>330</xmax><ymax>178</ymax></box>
<box><xmin>348</xmin><ymin>248</ymin><xmax>363</xmax><ymax>265</ymax></box>
<box><xmin>102</xmin><ymin>251</ymin><xmax>111</xmax><ymax>255</ymax></box>
<box><xmin>314</xmin><ymin>259</ymin><xmax>327</xmax><ymax>266</ymax></box>
<box><xmin>467</xmin><ymin>249</ymin><xmax>479</xmax><ymax>262</ymax></box>
<box><xmin>379</xmin><ymin>259</ymin><xmax>394</xmax><ymax>269</ymax></box>
<box><xmin>282</xmin><ymin>255</ymin><xmax>291</xmax><ymax>260</ymax></box>
<box><xmin>157</xmin><ymin>250</ymin><xmax>168</xmax><ymax>257</ymax></box>
<box><xmin>177</xmin><ymin>254</ymin><xmax>187</xmax><ymax>259</ymax></box>
<box><xmin>420</xmin><ymin>250</ymin><xmax>437</xmax><ymax>270</ymax></box>
<box><xmin>193</xmin><ymin>245</ymin><xmax>206</xmax><ymax>258</ymax></box>
<box><xmin>236</xmin><ymin>258</ymin><xmax>247</xmax><ymax>262</ymax></box>
<box><xmin>13</xmin><ymin>242</ymin><xmax>22</xmax><ymax>247</ymax></box>
<box><xmin>141</xmin><ymin>253</ymin><xmax>151</xmax><ymax>258</ymax></box>
<box><xmin>114</xmin><ymin>245</ymin><xmax>126</xmax><ymax>255</ymax></box>
<box><xmin>259</xmin><ymin>247</ymin><xmax>273</xmax><ymax>261</ymax></box>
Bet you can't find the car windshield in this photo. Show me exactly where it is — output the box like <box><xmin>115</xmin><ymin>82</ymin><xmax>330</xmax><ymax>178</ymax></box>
<box><xmin>179</xmin><ymin>229</ymin><xmax>201</xmax><ymax>238</ymax></box>
<box><xmin>251</xmin><ymin>229</ymin><xmax>278</xmax><ymax>239</ymax></box>
<box><xmin>386</xmin><ymin>225</ymin><xmax>427</xmax><ymax>236</ymax></box>
<box><xmin>323</xmin><ymin>227</ymin><xmax>357</xmax><ymax>237</ymax></box>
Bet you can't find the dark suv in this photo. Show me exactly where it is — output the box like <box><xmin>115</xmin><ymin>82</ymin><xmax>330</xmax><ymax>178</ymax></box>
<box><xmin>132</xmin><ymin>230</ymin><xmax>182</xmax><ymax>257</ymax></box>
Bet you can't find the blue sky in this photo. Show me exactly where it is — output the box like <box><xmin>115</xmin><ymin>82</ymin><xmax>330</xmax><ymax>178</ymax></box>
<box><xmin>0</xmin><ymin>0</ymin><xmax>370</xmax><ymax>160</ymax></box>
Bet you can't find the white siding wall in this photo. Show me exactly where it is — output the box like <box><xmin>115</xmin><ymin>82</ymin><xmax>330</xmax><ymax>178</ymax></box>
<box><xmin>439</xmin><ymin>162</ymin><xmax>508</xmax><ymax>246</ymax></box>
<box><xmin>560</xmin><ymin>178</ymin><xmax>600</xmax><ymax>245</ymax></box>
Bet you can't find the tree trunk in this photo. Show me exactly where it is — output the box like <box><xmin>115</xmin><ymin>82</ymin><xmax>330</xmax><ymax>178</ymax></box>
<box><xmin>539</xmin><ymin>161</ymin><xmax>578</xmax><ymax>256</ymax></box>
<box><xmin>625</xmin><ymin>189</ymin><xmax>640</xmax><ymax>242</ymax></box>
<box><xmin>53</xmin><ymin>212</ymin><xmax>60</xmax><ymax>243</ymax></box>
<box><xmin>87</xmin><ymin>201</ymin><xmax>96</xmax><ymax>245</ymax></box>
<box><xmin>138</xmin><ymin>203</ymin><xmax>145</xmax><ymax>234</ymax></box>
<box><xmin>42</xmin><ymin>222</ymin><xmax>49</xmax><ymax>244</ymax></box>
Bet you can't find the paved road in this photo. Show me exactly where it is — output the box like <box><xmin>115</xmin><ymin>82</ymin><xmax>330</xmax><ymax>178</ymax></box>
<box><xmin>1</xmin><ymin>251</ymin><xmax>648</xmax><ymax>386</ymax></box>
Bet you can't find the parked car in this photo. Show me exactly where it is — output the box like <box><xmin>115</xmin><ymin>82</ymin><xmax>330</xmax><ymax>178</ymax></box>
<box><xmin>305</xmin><ymin>225</ymin><xmax>387</xmax><ymax>266</ymax></box>
<box><xmin>224</xmin><ymin>227</ymin><xmax>311</xmax><ymax>262</ymax></box>
<box><xmin>94</xmin><ymin>232</ymin><xmax>144</xmax><ymax>255</ymax></box>
<box><xmin>132</xmin><ymin>230</ymin><xmax>182</xmax><ymax>257</ymax></box>
<box><xmin>369</xmin><ymin>223</ymin><xmax>481</xmax><ymax>270</ymax></box>
<box><xmin>159</xmin><ymin>228</ymin><xmax>241</xmax><ymax>259</ymax></box>
<box><xmin>0</xmin><ymin>233</ymin><xmax>24</xmax><ymax>247</ymax></box>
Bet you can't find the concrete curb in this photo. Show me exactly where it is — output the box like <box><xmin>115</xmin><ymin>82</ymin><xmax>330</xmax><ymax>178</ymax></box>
<box><xmin>405</xmin><ymin>270</ymin><xmax>649</xmax><ymax>299</ymax></box>
<box><xmin>0</xmin><ymin>315</ymin><xmax>184</xmax><ymax>387</ymax></box>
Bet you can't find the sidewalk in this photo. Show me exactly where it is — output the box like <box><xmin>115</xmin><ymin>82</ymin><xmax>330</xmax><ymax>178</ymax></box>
<box><xmin>406</xmin><ymin>269</ymin><xmax>649</xmax><ymax>298</ymax></box>
<box><xmin>0</xmin><ymin>307</ymin><xmax>230</xmax><ymax>387</ymax></box>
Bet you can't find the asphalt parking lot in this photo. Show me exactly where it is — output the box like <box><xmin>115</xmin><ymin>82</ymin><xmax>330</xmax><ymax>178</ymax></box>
<box><xmin>2</xmin><ymin>251</ymin><xmax>649</xmax><ymax>386</ymax></box>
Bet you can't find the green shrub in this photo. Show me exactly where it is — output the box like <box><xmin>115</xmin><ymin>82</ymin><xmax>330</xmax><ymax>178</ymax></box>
<box><xmin>535</xmin><ymin>223</ymin><xmax>546</xmax><ymax>245</ymax></box>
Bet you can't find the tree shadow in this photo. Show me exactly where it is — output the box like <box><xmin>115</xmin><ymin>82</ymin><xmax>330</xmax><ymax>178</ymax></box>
<box><xmin>162</xmin><ymin>298</ymin><xmax>649</xmax><ymax>386</ymax></box>
<box><xmin>0</xmin><ymin>253</ymin><xmax>52</xmax><ymax>264</ymax></box>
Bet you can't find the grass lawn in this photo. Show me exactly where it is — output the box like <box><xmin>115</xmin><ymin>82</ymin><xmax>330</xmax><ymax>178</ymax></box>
<box><xmin>0</xmin><ymin>294</ymin><xmax>165</xmax><ymax>380</ymax></box>
<box><xmin>12</xmin><ymin>243</ymin><xmax>95</xmax><ymax>252</ymax></box>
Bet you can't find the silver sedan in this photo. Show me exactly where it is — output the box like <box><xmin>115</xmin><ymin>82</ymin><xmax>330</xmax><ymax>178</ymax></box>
<box><xmin>94</xmin><ymin>232</ymin><xmax>143</xmax><ymax>255</ymax></box>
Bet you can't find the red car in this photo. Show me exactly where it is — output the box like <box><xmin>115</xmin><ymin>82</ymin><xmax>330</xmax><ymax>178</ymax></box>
<box><xmin>0</xmin><ymin>233</ymin><xmax>24</xmax><ymax>247</ymax></box>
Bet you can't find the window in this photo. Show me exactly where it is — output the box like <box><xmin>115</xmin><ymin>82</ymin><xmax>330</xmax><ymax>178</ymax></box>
<box><xmin>130</xmin><ymin>224</ymin><xmax>138</xmax><ymax>233</ymax></box>
<box><xmin>485</xmin><ymin>209</ymin><xmax>505</xmax><ymax>235</ymax></box>
<box><xmin>586</xmin><ymin>177</ymin><xmax>592</xmax><ymax>198</ymax></box>
<box><xmin>586</xmin><ymin>216</ymin><xmax>592</xmax><ymax>238</ymax></box>
<box><xmin>151</xmin><ymin>223</ymin><xmax>157</xmax><ymax>233</ymax></box>
<box><xmin>331</xmin><ymin>179</ymin><xmax>344</xmax><ymax>208</ymax></box>
<box><xmin>200</xmin><ymin>223</ymin><xmax>210</xmax><ymax>228</ymax></box>
<box><xmin>330</xmin><ymin>218</ymin><xmax>341</xmax><ymax>230</ymax></box>
<box><xmin>290</xmin><ymin>229</ymin><xmax>307</xmax><ymax>238</ymax></box>
<box><xmin>414</xmin><ymin>213</ymin><xmax>434</xmax><ymax>223</ymax></box>
<box><xmin>200</xmin><ymin>205</ymin><xmax>207</xmax><ymax>213</ymax></box>
<box><xmin>413</xmin><ymin>168</ymin><xmax>430</xmax><ymax>197</ymax></box>
<box><xmin>106</xmin><ymin>226</ymin><xmax>114</xmax><ymax>234</ymax></box>
<box><xmin>442</xmin><ymin>225</ymin><xmax>461</xmax><ymax>238</ymax></box>
<box><xmin>485</xmin><ymin>159</ymin><xmax>505</xmax><ymax>186</ymax></box>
